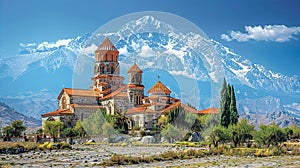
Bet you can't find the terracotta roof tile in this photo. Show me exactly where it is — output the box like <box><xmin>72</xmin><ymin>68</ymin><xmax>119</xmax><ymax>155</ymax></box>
<box><xmin>180</xmin><ymin>103</ymin><xmax>199</xmax><ymax>114</ymax></box>
<box><xmin>148</xmin><ymin>80</ymin><xmax>171</xmax><ymax>94</ymax></box>
<box><xmin>41</xmin><ymin>109</ymin><xmax>73</xmax><ymax>117</ymax></box>
<box><xmin>197</xmin><ymin>108</ymin><xmax>219</xmax><ymax>114</ymax></box>
<box><xmin>127</xmin><ymin>84</ymin><xmax>144</xmax><ymax>88</ymax></box>
<box><xmin>128</xmin><ymin>63</ymin><xmax>143</xmax><ymax>73</ymax></box>
<box><xmin>126</xmin><ymin>106</ymin><xmax>157</xmax><ymax>114</ymax></box>
<box><xmin>96</xmin><ymin>37</ymin><xmax>118</xmax><ymax>52</ymax></box>
<box><xmin>58</xmin><ymin>88</ymin><xmax>100</xmax><ymax>99</ymax></box>
<box><xmin>100</xmin><ymin>85</ymin><xmax>127</xmax><ymax>100</ymax></box>
<box><xmin>161</xmin><ymin>101</ymin><xmax>181</xmax><ymax>114</ymax></box>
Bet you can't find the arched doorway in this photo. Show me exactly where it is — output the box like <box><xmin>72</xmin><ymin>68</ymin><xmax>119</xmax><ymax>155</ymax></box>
<box><xmin>62</xmin><ymin>96</ymin><xmax>67</xmax><ymax>109</ymax></box>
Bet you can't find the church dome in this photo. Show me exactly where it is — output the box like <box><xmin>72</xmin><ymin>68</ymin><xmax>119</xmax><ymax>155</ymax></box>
<box><xmin>128</xmin><ymin>63</ymin><xmax>143</xmax><ymax>73</ymax></box>
<box><xmin>96</xmin><ymin>37</ymin><xmax>118</xmax><ymax>51</ymax></box>
<box><xmin>148</xmin><ymin>80</ymin><xmax>171</xmax><ymax>94</ymax></box>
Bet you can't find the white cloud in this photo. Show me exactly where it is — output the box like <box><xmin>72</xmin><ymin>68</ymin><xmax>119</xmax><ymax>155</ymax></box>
<box><xmin>221</xmin><ymin>25</ymin><xmax>300</xmax><ymax>42</ymax></box>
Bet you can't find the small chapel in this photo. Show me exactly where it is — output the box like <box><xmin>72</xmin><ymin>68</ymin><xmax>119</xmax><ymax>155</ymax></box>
<box><xmin>41</xmin><ymin>37</ymin><xmax>218</xmax><ymax>130</ymax></box>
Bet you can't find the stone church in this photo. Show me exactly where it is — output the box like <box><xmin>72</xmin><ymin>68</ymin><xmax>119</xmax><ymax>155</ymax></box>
<box><xmin>41</xmin><ymin>37</ymin><xmax>217</xmax><ymax>130</ymax></box>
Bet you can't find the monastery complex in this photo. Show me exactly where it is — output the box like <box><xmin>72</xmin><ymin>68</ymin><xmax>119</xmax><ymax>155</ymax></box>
<box><xmin>41</xmin><ymin>37</ymin><xmax>218</xmax><ymax>130</ymax></box>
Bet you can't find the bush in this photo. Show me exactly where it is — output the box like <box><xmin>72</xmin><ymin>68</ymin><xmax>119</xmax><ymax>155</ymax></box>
<box><xmin>38</xmin><ymin>141</ymin><xmax>71</xmax><ymax>150</ymax></box>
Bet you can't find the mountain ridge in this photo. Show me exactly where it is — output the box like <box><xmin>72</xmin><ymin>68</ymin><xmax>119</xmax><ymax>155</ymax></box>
<box><xmin>0</xmin><ymin>15</ymin><xmax>299</xmax><ymax>127</ymax></box>
<box><xmin>0</xmin><ymin>101</ymin><xmax>41</xmax><ymax>127</ymax></box>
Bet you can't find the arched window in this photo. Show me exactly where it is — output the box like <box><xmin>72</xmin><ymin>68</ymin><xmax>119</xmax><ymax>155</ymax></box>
<box><xmin>100</xmin><ymin>64</ymin><xmax>105</xmax><ymax>74</ymax></box>
<box><xmin>136</xmin><ymin>94</ymin><xmax>141</xmax><ymax>105</ymax></box>
<box><xmin>106</xmin><ymin>65</ymin><xmax>110</xmax><ymax>74</ymax></box>
<box><xmin>47</xmin><ymin>117</ymin><xmax>55</xmax><ymax>121</ymax></box>
<box><xmin>62</xmin><ymin>96</ymin><xmax>67</xmax><ymax>109</ymax></box>
<box><xmin>129</xmin><ymin>92</ymin><xmax>133</xmax><ymax>102</ymax></box>
<box><xmin>94</xmin><ymin>64</ymin><xmax>98</xmax><ymax>74</ymax></box>
<box><xmin>110</xmin><ymin>64</ymin><xmax>115</xmax><ymax>74</ymax></box>
<box><xmin>104</xmin><ymin>54</ymin><xmax>107</xmax><ymax>61</ymax></box>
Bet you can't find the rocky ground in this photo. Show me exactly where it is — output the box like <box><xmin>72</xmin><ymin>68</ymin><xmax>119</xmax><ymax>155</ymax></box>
<box><xmin>0</xmin><ymin>144</ymin><xmax>299</xmax><ymax>167</ymax></box>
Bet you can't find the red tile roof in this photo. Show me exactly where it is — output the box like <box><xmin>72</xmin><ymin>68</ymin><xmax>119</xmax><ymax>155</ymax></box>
<box><xmin>96</xmin><ymin>37</ymin><xmax>118</xmax><ymax>52</ymax></box>
<box><xmin>197</xmin><ymin>108</ymin><xmax>219</xmax><ymax>114</ymax></box>
<box><xmin>127</xmin><ymin>84</ymin><xmax>144</xmax><ymax>88</ymax></box>
<box><xmin>161</xmin><ymin>101</ymin><xmax>181</xmax><ymax>114</ymax></box>
<box><xmin>58</xmin><ymin>88</ymin><xmax>100</xmax><ymax>99</ymax></box>
<box><xmin>41</xmin><ymin>109</ymin><xmax>73</xmax><ymax>117</ymax></box>
<box><xmin>128</xmin><ymin>63</ymin><xmax>143</xmax><ymax>73</ymax></box>
<box><xmin>99</xmin><ymin>85</ymin><xmax>127</xmax><ymax>100</ymax></box>
<box><xmin>126</xmin><ymin>105</ymin><xmax>157</xmax><ymax>114</ymax></box>
<box><xmin>180</xmin><ymin>103</ymin><xmax>199</xmax><ymax>114</ymax></box>
<box><xmin>148</xmin><ymin>80</ymin><xmax>171</xmax><ymax>94</ymax></box>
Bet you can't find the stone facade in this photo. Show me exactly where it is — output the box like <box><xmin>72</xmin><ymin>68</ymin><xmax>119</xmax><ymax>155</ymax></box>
<box><xmin>41</xmin><ymin>37</ymin><xmax>203</xmax><ymax>130</ymax></box>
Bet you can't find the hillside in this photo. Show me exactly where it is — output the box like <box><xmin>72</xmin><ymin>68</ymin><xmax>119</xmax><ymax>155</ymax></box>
<box><xmin>0</xmin><ymin>101</ymin><xmax>41</xmax><ymax>127</ymax></box>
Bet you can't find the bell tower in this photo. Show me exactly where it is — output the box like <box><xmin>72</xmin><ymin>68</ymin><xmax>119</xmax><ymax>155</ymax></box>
<box><xmin>127</xmin><ymin>63</ymin><xmax>144</xmax><ymax>107</ymax></box>
<box><xmin>91</xmin><ymin>37</ymin><xmax>124</xmax><ymax>93</ymax></box>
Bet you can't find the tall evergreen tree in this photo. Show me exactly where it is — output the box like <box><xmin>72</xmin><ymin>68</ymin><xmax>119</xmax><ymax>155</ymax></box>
<box><xmin>220</xmin><ymin>78</ymin><xmax>230</xmax><ymax>127</ymax></box>
<box><xmin>229</xmin><ymin>85</ymin><xmax>239</xmax><ymax>125</ymax></box>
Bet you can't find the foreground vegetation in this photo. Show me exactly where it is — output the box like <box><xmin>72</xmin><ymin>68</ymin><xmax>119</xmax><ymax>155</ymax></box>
<box><xmin>97</xmin><ymin>142</ymin><xmax>300</xmax><ymax>166</ymax></box>
<box><xmin>1</xmin><ymin>142</ymin><xmax>299</xmax><ymax>168</ymax></box>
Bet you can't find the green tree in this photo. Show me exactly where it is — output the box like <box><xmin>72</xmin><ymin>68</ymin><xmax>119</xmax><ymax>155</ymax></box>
<box><xmin>220</xmin><ymin>78</ymin><xmax>239</xmax><ymax>127</ymax></box>
<box><xmin>220</xmin><ymin>78</ymin><xmax>230</xmax><ymax>127</ymax></box>
<box><xmin>102</xmin><ymin>122</ymin><xmax>116</xmax><ymax>141</ymax></box>
<box><xmin>2</xmin><ymin>120</ymin><xmax>26</xmax><ymax>138</ymax></box>
<box><xmin>11</xmin><ymin>120</ymin><xmax>27</xmax><ymax>137</ymax></box>
<box><xmin>185</xmin><ymin>112</ymin><xmax>197</xmax><ymax>125</ymax></box>
<box><xmin>63</xmin><ymin>128</ymin><xmax>76</xmax><ymax>137</ymax></box>
<box><xmin>2</xmin><ymin>125</ymin><xmax>14</xmax><ymax>139</ymax></box>
<box><xmin>113</xmin><ymin>111</ymin><xmax>129</xmax><ymax>133</ymax></box>
<box><xmin>44</xmin><ymin>120</ymin><xmax>64</xmax><ymax>138</ymax></box>
<box><xmin>229</xmin><ymin>85</ymin><xmax>239</xmax><ymax>125</ymax></box>
<box><xmin>229</xmin><ymin>118</ymin><xmax>254</xmax><ymax>147</ymax></box>
<box><xmin>161</xmin><ymin>123</ymin><xmax>180</xmax><ymax>142</ymax></box>
<box><xmin>81</xmin><ymin>109</ymin><xmax>107</xmax><ymax>136</ymax></box>
<box><xmin>36</xmin><ymin>128</ymin><xmax>43</xmax><ymax>136</ymax></box>
<box><xmin>254</xmin><ymin>123</ymin><xmax>286</xmax><ymax>149</ymax></box>
<box><xmin>204</xmin><ymin>125</ymin><xmax>230</xmax><ymax>147</ymax></box>
<box><xmin>289</xmin><ymin>125</ymin><xmax>300</xmax><ymax>139</ymax></box>
<box><xmin>74</xmin><ymin>120</ymin><xmax>86</xmax><ymax>137</ymax></box>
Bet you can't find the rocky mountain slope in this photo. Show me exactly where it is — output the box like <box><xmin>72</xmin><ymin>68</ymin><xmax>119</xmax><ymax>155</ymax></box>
<box><xmin>0</xmin><ymin>101</ymin><xmax>41</xmax><ymax>127</ymax></box>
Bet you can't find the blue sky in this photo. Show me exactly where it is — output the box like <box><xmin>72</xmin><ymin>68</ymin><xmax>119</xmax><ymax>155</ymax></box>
<box><xmin>1</xmin><ymin>0</ymin><xmax>299</xmax><ymax>76</ymax></box>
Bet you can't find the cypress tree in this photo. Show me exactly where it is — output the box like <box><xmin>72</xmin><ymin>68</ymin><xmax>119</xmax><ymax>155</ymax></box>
<box><xmin>229</xmin><ymin>85</ymin><xmax>239</xmax><ymax>125</ymax></box>
<box><xmin>220</xmin><ymin>78</ymin><xmax>230</xmax><ymax>127</ymax></box>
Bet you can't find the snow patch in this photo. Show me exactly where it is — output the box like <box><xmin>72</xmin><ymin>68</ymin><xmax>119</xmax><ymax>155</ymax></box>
<box><xmin>169</xmin><ymin>70</ymin><xmax>194</xmax><ymax>79</ymax></box>
<box><xmin>139</xmin><ymin>45</ymin><xmax>156</xmax><ymax>57</ymax></box>
<box><xmin>119</xmin><ymin>46</ymin><xmax>130</xmax><ymax>56</ymax></box>
<box><xmin>81</xmin><ymin>44</ymin><xmax>97</xmax><ymax>55</ymax></box>
<box><xmin>37</xmin><ymin>39</ymin><xmax>72</xmax><ymax>50</ymax></box>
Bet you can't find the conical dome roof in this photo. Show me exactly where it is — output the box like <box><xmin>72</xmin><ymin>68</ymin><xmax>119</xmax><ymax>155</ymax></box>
<box><xmin>128</xmin><ymin>63</ymin><xmax>143</xmax><ymax>73</ymax></box>
<box><xmin>148</xmin><ymin>80</ymin><xmax>171</xmax><ymax>94</ymax></box>
<box><xmin>96</xmin><ymin>37</ymin><xmax>118</xmax><ymax>51</ymax></box>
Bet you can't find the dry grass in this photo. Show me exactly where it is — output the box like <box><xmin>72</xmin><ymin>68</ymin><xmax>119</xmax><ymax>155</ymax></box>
<box><xmin>0</xmin><ymin>142</ymin><xmax>38</xmax><ymax>151</ymax></box>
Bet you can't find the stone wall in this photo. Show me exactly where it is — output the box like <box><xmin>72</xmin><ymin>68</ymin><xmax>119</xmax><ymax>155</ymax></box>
<box><xmin>71</xmin><ymin>96</ymin><xmax>99</xmax><ymax>105</ymax></box>
<box><xmin>74</xmin><ymin>107</ymin><xmax>100</xmax><ymax>121</ymax></box>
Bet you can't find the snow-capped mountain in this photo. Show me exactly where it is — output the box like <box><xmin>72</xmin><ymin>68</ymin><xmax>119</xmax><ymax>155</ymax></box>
<box><xmin>0</xmin><ymin>15</ymin><xmax>299</xmax><ymax>127</ymax></box>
